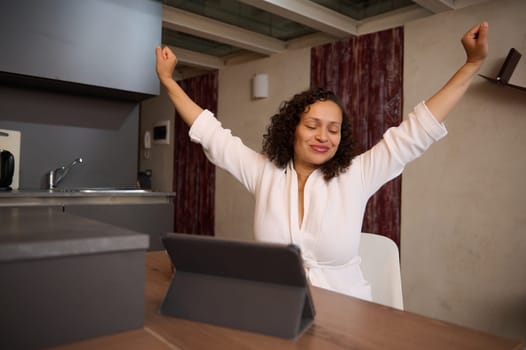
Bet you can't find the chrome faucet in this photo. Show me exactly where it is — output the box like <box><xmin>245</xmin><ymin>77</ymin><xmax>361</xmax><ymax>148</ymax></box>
<box><xmin>48</xmin><ymin>157</ymin><xmax>83</xmax><ymax>189</ymax></box>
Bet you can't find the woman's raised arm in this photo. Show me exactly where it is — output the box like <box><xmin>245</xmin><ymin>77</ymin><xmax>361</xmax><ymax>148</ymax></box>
<box><xmin>426</xmin><ymin>22</ymin><xmax>489</xmax><ymax>123</ymax></box>
<box><xmin>155</xmin><ymin>46</ymin><xmax>203</xmax><ymax>127</ymax></box>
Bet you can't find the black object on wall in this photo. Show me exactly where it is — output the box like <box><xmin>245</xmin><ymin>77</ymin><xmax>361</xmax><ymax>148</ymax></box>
<box><xmin>0</xmin><ymin>0</ymin><xmax>162</xmax><ymax>101</ymax></box>
<box><xmin>479</xmin><ymin>48</ymin><xmax>526</xmax><ymax>92</ymax></box>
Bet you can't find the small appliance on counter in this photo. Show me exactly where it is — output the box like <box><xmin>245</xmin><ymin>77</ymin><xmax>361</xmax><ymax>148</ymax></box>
<box><xmin>0</xmin><ymin>129</ymin><xmax>21</xmax><ymax>191</ymax></box>
<box><xmin>0</xmin><ymin>149</ymin><xmax>14</xmax><ymax>191</ymax></box>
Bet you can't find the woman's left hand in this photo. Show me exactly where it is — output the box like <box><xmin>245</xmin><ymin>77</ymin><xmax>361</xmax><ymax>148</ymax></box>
<box><xmin>155</xmin><ymin>46</ymin><xmax>178</xmax><ymax>84</ymax></box>
<box><xmin>461</xmin><ymin>21</ymin><xmax>489</xmax><ymax>65</ymax></box>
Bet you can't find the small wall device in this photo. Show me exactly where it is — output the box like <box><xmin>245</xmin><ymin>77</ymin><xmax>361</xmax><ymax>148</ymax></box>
<box><xmin>143</xmin><ymin>131</ymin><xmax>152</xmax><ymax>149</ymax></box>
<box><xmin>153</xmin><ymin>120</ymin><xmax>170</xmax><ymax>145</ymax></box>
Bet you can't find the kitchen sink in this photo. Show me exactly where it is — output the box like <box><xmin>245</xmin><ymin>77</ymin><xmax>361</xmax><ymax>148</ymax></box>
<box><xmin>53</xmin><ymin>187</ymin><xmax>151</xmax><ymax>194</ymax></box>
<box><xmin>79</xmin><ymin>189</ymin><xmax>150</xmax><ymax>194</ymax></box>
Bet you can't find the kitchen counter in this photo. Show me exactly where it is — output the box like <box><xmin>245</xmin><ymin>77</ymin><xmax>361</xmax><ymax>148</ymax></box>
<box><xmin>0</xmin><ymin>207</ymin><xmax>148</xmax><ymax>348</ymax></box>
<box><xmin>0</xmin><ymin>189</ymin><xmax>176</xmax><ymax>207</ymax></box>
<box><xmin>0</xmin><ymin>206</ymin><xmax>149</xmax><ymax>261</ymax></box>
<box><xmin>0</xmin><ymin>189</ymin><xmax>175</xmax><ymax>250</ymax></box>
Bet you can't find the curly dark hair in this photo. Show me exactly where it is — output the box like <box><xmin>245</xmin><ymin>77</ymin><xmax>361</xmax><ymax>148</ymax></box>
<box><xmin>262</xmin><ymin>87</ymin><xmax>354</xmax><ymax>180</ymax></box>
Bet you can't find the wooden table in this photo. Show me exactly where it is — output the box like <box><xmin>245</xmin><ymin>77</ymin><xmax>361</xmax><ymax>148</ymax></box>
<box><xmin>53</xmin><ymin>252</ymin><xmax>523</xmax><ymax>350</ymax></box>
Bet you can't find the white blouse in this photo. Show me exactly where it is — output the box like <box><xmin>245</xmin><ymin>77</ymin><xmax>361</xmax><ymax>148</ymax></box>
<box><xmin>189</xmin><ymin>101</ymin><xmax>447</xmax><ymax>301</ymax></box>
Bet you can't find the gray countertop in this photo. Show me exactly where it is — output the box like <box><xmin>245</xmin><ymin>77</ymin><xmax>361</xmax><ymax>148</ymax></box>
<box><xmin>0</xmin><ymin>207</ymin><xmax>149</xmax><ymax>262</ymax></box>
<box><xmin>0</xmin><ymin>189</ymin><xmax>176</xmax><ymax>207</ymax></box>
<box><xmin>0</xmin><ymin>189</ymin><xmax>176</xmax><ymax>197</ymax></box>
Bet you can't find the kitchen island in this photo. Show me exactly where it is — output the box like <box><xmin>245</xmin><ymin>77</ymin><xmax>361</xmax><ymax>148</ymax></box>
<box><xmin>0</xmin><ymin>189</ymin><xmax>176</xmax><ymax>250</ymax></box>
<box><xmin>0</xmin><ymin>207</ymin><xmax>150</xmax><ymax>349</ymax></box>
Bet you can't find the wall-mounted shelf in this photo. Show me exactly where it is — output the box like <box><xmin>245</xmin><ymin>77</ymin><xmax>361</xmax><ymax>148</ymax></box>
<box><xmin>479</xmin><ymin>48</ymin><xmax>525</xmax><ymax>93</ymax></box>
<box><xmin>479</xmin><ymin>74</ymin><xmax>526</xmax><ymax>92</ymax></box>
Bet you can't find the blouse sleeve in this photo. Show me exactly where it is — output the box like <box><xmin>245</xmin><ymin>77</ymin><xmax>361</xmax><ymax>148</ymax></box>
<box><xmin>188</xmin><ymin>109</ymin><xmax>266</xmax><ymax>194</ymax></box>
<box><xmin>358</xmin><ymin>101</ymin><xmax>448</xmax><ymax>198</ymax></box>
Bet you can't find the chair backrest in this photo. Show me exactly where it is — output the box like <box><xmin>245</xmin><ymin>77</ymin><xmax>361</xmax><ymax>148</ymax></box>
<box><xmin>359</xmin><ymin>233</ymin><xmax>404</xmax><ymax>310</ymax></box>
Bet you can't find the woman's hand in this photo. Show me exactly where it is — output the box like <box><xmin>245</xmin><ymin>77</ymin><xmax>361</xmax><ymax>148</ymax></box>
<box><xmin>461</xmin><ymin>21</ymin><xmax>488</xmax><ymax>66</ymax></box>
<box><xmin>155</xmin><ymin>46</ymin><xmax>178</xmax><ymax>84</ymax></box>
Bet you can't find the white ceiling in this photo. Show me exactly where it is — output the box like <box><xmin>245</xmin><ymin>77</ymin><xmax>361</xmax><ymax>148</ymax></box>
<box><xmin>162</xmin><ymin>0</ymin><xmax>490</xmax><ymax>76</ymax></box>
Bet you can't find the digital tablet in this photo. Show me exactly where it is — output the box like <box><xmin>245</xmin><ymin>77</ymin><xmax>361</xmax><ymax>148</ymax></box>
<box><xmin>160</xmin><ymin>232</ymin><xmax>315</xmax><ymax>338</ymax></box>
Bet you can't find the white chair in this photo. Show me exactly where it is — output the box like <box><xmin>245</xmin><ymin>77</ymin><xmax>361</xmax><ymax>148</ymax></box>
<box><xmin>359</xmin><ymin>233</ymin><xmax>404</xmax><ymax>310</ymax></box>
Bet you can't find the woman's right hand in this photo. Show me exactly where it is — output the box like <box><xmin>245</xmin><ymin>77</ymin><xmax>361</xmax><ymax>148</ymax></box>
<box><xmin>461</xmin><ymin>21</ymin><xmax>488</xmax><ymax>66</ymax></box>
<box><xmin>155</xmin><ymin>46</ymin><xmax>178</xmax><ymax>84</ymax></box>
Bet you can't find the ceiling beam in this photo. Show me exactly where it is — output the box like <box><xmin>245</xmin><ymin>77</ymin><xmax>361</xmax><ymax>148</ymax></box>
<box><xmin>454</xmin><ymin>0</ymin><xmax>493</xmax><ymax>9</ymax></box>
<box><xmin>238</xmin><ymin>0</ymin><xmax>358</xmax><ymax>38</ymax></box>
<box><xmin>169</xmin><ymin>46</ymin><xmax>224</xmax><ymax>70</ymax></box>
<box><xmin>357</xmin><ymin>5</ymin><xmax>432</xmax><ymax>36</ymax></box>
<box><xmin>286</xmin><ymin>32</ymin><xmax>338</xmax><ymax>50</ymax></box>
<box><xmin>412</xmin><ymin>0</ymin><xmax>455</xmax><ymax>13</ymax></box>
<box><xmin>162</xmin><ymin>5</ymin><xmax>286</xmax><ymax>56</ymax></box>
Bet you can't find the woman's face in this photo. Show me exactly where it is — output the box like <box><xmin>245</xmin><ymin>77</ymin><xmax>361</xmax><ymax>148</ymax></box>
<box><xmin>293</xmin><ymin>100</ymin><xmax>342</xmax><ymax>172</ymax></box>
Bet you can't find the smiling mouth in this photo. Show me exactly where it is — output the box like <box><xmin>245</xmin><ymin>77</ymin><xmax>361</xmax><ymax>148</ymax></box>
<box><xmin>311</xmin><ymin>145</ymin><xmax>329</xmax><ymax>153</ymax></box>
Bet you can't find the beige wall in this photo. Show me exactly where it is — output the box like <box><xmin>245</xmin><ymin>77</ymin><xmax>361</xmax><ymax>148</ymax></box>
<box><xmin>214</xmin><ymin>47</ymin><xmax>311</xmax><ymax>241</ymax></box>
<box><xmin>402</xmin><ymin>0</ymin><xmax>526</xmax><ymax>342</ymax></box>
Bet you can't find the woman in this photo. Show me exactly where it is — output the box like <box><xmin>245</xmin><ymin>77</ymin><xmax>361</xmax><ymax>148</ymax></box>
<box><xmin>155</xmin><ymin>22</ymin><xmax>488</xmax><ymax>301</ymax></box>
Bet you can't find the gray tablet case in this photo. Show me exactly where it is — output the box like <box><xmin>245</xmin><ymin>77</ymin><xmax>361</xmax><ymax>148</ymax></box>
<box><xmin>160</xmin><ymin>233</ymin><xmax>315</xmax><ymax>339</ymax></box>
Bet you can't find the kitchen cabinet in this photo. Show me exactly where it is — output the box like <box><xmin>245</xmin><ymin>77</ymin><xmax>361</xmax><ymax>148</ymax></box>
<box><xmin>0</xmin><ymin>0</ymin><xmax>161</xmax><ymax>101</ymax></box>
